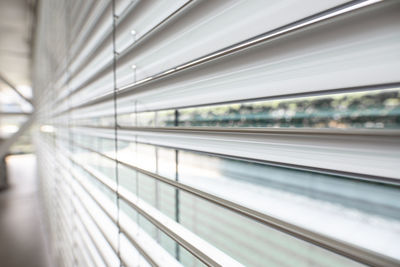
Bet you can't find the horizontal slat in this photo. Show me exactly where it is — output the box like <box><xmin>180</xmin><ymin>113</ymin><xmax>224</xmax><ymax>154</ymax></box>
<box><xmin>55</xmin><ymin>0</ymin><xmax>352</xmax><ymax>101</ymax></box>
<box><xmin>54</xmin><ymin>0</ymin><xmax>110</xmax><ymax>89</ymax></box>
<box><xmin>0</xmin><ymin>112</ymin><xmax>31</xmax><ymax>116</ymax></box>
<box><xmin>52</xmin><ymin>123</ymin><xmax>400</xmax><ymax>185</ymax></box>
<box><xmin>56</xmin><ymin>195</ymin><xmax>108</xmax><ymax>267</ymax></box>
<box><xmin>55</xmin><ymin>134</ymin><xmax>400</xmax><ymax>266</ymax></box>
<box><xmin>68</xmin><ymin>167</ymin><xmax>180</xmax><ymax>267</ymax></box>
<box><xmin>53</xmin><ymin>0</ymin><xmax>394</xmax><ymax>116</ymax></box>
<box><xmin>54</xmin><ymin>0</ymin><xmax>195</xmax><ymax>110</ymax></box>
<box><xmin>71</xmin><ymin>125</ymin><xmax>400</xmax><ymax>181</ymax></box>
<box><xmin>52</xmin><ymin>143</ymin><xmax>186</xmax><ymax>267</ymax></box>
<box><xmin>35</xmin><ymin>0</ymin><xmax>400</xmax><ymax>266</ymax></box>
<box><xmin>62</xmin><ymin>84</ymin><xmax>400</xmax><ymax>132</ymax></box>
<box><xmin>55</xmin><ymin>199</ymin><xmax>95</xmax><ymax>267</ymax></box>
<box><xmin>54</xmin><ymin>165</ymin><xmax>119</xmax><ymax>267</ymax></box>
<box><xmin>55</xmin><ymin>144</ymin><xmax>244</xmax><ymax>267</ymax></box>
<box><xmin>54</xmin><ymin>179</ymin><xmax>107</xmax><ymax>267</ymax></box>
<box><xmin>61</xmin><ymin>170</ymin><xmax>123</xmax><ymax>264</ymax></box>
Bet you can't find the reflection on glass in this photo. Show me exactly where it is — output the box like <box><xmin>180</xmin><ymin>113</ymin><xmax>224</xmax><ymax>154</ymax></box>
<box><xmin>111</xmin><ymin>88</ymin><xmax>400</xmax><ymax>129</ymax></box>
<box><xmin>179</xmin><ymin>89</ymin><xmax>400</xmax><ymax>128</ymax></box>
<box><xmin>178</xmin><ymin>151</ymin><xmax>400</xmax><ymax>221</ymax></box>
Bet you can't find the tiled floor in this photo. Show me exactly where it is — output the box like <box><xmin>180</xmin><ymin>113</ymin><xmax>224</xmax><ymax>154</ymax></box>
<box><xmin>0</xmin><ymin>154</ymin><xmax>52</xmax><ymax>267</ymax></box>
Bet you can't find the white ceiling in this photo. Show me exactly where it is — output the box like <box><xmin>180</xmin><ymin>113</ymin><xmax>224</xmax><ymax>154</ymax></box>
<box><xmin>0</xmin><ymin>0</ymin><xmax>36</xmax><ymax>103</ymax></box>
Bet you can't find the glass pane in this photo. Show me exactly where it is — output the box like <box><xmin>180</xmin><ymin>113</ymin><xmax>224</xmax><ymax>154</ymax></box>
<box><xmin>114</xmin><ymin>88</ymin><xmax>400</xmax><ymax>129</ymax></box>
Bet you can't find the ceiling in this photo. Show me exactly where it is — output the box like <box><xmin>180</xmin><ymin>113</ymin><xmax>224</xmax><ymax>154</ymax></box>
<box><xmin>0</xmin><ymin>0</ymin><xmax>36</xmax><ymax>106</ymax></box>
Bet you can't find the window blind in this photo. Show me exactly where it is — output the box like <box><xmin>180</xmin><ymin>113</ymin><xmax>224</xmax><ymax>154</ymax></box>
<box><xmin>34</xmin><ymin>0</ymin><xmax>400</xmax><ymax>266</ymax></box>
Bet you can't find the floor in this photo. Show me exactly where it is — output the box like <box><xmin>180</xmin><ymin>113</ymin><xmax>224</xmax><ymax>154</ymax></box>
<box><xmin>0</xmin><ymin>154</ymin><xmax>53</xmax><ymax>267</ymax></box>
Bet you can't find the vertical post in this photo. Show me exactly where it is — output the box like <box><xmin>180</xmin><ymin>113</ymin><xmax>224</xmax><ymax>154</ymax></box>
<box><xmin>111</xmin><ymin>1</ymin><xmax>122</xmax><ymax>265</ymax></box>
<box><xmin>174</xmin><ymin>109</ymin><xmax>180</xmax><ymax>261</ymax></box>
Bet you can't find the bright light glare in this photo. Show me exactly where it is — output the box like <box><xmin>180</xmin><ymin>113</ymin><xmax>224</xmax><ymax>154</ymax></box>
<box><xmin>40</xmin><ymin>125</ymin><xmax>55</xmax><ymax>133</ymax></box>
<box><xmin>16</xmin><ymin>85</ymin><xmax>33</xmax><ymax>98</ymax></box>
<box><xmin>0</xmin><ymin>125</ymin><xmax>19</xmax><ymax>134</ymax></box>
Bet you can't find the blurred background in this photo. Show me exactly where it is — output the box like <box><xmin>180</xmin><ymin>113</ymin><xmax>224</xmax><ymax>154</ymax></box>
<box><xmin>0</xmin><ymin>0</ymin><xmax>35</xmax><ymax>155</ymax></box>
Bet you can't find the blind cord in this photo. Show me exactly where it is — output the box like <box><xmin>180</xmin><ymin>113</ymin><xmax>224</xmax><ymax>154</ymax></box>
<box><xmin>111</xmin><ymin>0</ymin><xmax>122</xmax><ymax>265</ymax></box>
<box><xmin>65</xmin><ymin>1</ymin><xmax>79</xmax><ymax>265</ymax></box>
